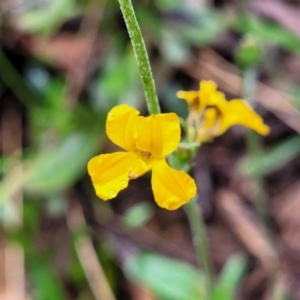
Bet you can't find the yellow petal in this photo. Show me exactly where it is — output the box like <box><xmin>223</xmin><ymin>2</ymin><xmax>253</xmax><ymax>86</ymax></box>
<box><xmin>208</xmin><ymin>91</ymin><xmax>227</xmax><ymax>107</ymax></box>
<box><xmin>177</xmin><ymin>81</ymin><xmax>221</xmax><ymax>112</ymax></box>
<box><xmin>155</xmin><ymin>114</ymin><xmax>181</xmax><ymax>156</ymax></box>
<box><xmin>199</xmin><ymin>80</ymin><xmax>218</xmax><ymax>93</ymax></box>
<box><xmin>219</xmin><ymin>99</ymin><xmax>270</xmax><ymax>135</ymax></box>
<box><xmin>134</xmin><ymin>113</ymin><xmax>180</xmax><ymax>158</ymax></box>
<box><xmin>199</xmin><ymin>81</ymin><xmax>226</xmax><ymax>110</ymax></box>
<box><xmin>197</xmin><ymin>107</ymin><xmax>221</xmax><ymax>141</ymax></box>
<box><xmin>127</xmin><ymin>158</ymin><xmax>151</xmax><ymax>179</ymax></box>
<box><xmin>87</xmin><ymin>152</ymin><xmax>148</xmax><ymax>200</ymax></box>
<box><xmin>151</xmin><ymin>160</ymin><xmax>197</xmax><ymax>210</ymax></box>
<box><xmin>176</xmin><ymin>90</ymin><xmax>199</xmax><ymax>110</ymax></box>
<box><xmin>106</xmin><ymin>104</ymin><xmax>139</xmax><ymax>151</ymax></box>
<box><xmin>202</xmin><ymin>107</ymin><xmax>220</xmax><ymax>130</ymax></box>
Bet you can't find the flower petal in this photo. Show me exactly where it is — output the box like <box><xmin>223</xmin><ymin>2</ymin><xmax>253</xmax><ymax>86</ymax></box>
<box><xmin>199</xmin><ymin>80</ymin><xmax>218</xmax><ymax>93</ymax></box>
<box><xmin>135</xmin><ymin>113</ymin><xmax>180</xmax><ymax>158</ymax></box>
<box><xmin>178</xmin><ymin>81</ymin><xmax>226</xmax><ymax>113</ymax></box>
<box><xmin>197</xmin><ymin>107</ymin><xmax>221</xmax><ymax>141</ymax></box>
<box><xmin>106</xmin><ymin>104</ymin><xmax>139</xmax><ymax>151</ymax></box>
<box><xmin>87</xmin><ymin>152</ymin><xmax>148</xmax><ymax>200</ymax></box>
<box><xmin>220</xmin><ymin>99</ymin><xmax>270</xmax><ymax>135</ymax></box>
<box><xmin>198</xmin><ymin>80</ymin><xmax>222</xmax><ymax>111</ymax></box>
<box><xmin>202</xmin><ymin>107</ymin><xmax>220</xmax><ymax>130</ymax></box>
<box><xmin>151</xmin><ymin>160</ymin><xmax>197</xmax><ymax>210</ymax></box>
<box><xmin>207</xmin><ymin>90</ymin><xmax>227</xmax><ymax>107</ymax></box>
<box><xmin>176</xmin><ymin>90</ymin><xmax>199</xmax><ymax>110</ymax></box>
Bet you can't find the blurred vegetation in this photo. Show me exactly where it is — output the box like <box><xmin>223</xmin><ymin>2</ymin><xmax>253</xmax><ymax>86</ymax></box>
<box><xmin>1</xmin><ymin>0</ymin><xmax>300</xmax><ymax>299</ymax></box>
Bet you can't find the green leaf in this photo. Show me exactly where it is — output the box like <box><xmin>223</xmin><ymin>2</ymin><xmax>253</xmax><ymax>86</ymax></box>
<box><xmin>161</xmin><ymin>29</ymin><xmax>191</xmax><ymax>65</ymax></box>
<box><xmin>154</xmin><ymin>0</ymin><xmax>181</xmax><ymax>10</ymax></box>
<box><xmin>30</xmin><ymin>261</ymin><xmax>67</xmax><ymax>300</ymax></box>
<box><xmin>26</xmin><ymin>129</ymin><xmax>103</xmax><ymax>194</ymax></box>
<box><xmin>19</xmin><ymin>0</ymin><xmax>78</xmax><ymax>34</ymax></box>
<box><xmin>163</xmin><ymin>7</ymin><xmax>225</xmax><ymax>46</ymax></box>
<box><xmin>235</xmin><ymin>35</ymin><xmax>263</xmax><ymax>69</ymax></box>
<box><xmin>234</xmin><ymin>15</ymin><xmax>300</xmax><ymax>55</ymax></box>
<box><xmin>91</xmin><ymin>50</ymin><xmax>142</xmax><ymax>110</ymax></box>
<box><xmin>123</xmin><ymin>202</ymin><xmax>154</xmax><ymax>229</ymax></box>
<box><xmin>125</xmin><ymin>252</ymin><xmax>206</xmax><ymax>300</ymax></box>
<box><xmin>0</xmin><ymin>115</ymin><xmax>104</xmax><ymax>201</ymax></box>
<box><xmin>212</xmin><ymin>255</ymin><xmax>247</xmax><ymax>300</ymax></box>
<box><xmin>238</xmin><ymin>135</ymin><xmax>300</xmax><ymax>177</ymax></box>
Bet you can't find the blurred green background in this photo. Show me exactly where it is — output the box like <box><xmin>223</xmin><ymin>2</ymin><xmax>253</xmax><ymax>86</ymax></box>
<box><xmin>1</xmin><ymin>0</ymin><xmax>300</xmax><ymax>299</ymax></box>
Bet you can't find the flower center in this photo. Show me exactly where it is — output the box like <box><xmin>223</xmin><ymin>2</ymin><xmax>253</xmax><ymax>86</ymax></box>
<box><xmin>141</xmin><ymin>151</ymin><xmax>151</xmax><ymax>158</ymax></box>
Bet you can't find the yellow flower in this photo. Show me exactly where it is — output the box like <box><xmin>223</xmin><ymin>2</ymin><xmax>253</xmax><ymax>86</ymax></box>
<box><xmin>177</xmin><ymin>80</ymin><xmax>270</xmax><ymax>141</ymax></box>
<box><xmin>176</xmin><ymin>80</ymin><xmax>223</xmax><ymax>113</ymax></box>
<box><xmin>87</xmin><ymin>104</ymin><xmax>197</xmax><ymax>210</ymax></box>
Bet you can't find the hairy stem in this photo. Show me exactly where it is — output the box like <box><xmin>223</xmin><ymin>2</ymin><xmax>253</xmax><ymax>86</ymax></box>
<box><xmin>184</xmin><ymin>198</ymin><xmax>214</xmax><ymax>298</ymax></box>
<box><xmin>242</xmin><ymin>67</ymin><xmax>270</xmax><ymax>230</ymax></box>
<box><xmin>118</xmin><ymin>0</ymin><xmax>160</xmax><ymax>114</ymax></box>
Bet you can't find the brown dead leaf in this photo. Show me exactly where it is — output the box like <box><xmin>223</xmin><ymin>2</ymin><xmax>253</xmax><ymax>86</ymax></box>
<box><xmin>216</xmin><ymin>189</ymin><xmax>279</xmax><ymax>273</ymax></box>
<box><xmin>30</xmin><ymin>33</ymin><xmax>100</xmax><ymax>73</ymax></box>
<box><xmin>128</xmin><ymin>281</ymin><xmax>157</xmax><ymax>300</ymax></box>
<box><xmin>273</xmin><ymin>181</ymin><xmax>300</xmax><ymax>253</ymax></box>
<box><xmin>28</xmin><ymin>33</ymin><xmax>101</xmax><ymax>99</ymax></box>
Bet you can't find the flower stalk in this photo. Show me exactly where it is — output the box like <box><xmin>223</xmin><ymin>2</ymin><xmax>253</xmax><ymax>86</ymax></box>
<box><xmin>117</xmin><ymin>0</ymin><xmax>214</xmax><ymax>295</ymax></box>
<box><xmin>242</xmin><ymin>67</ymin><xmax>270</xmax><ymax>229</ymax></box>
<box><xmin>118</xmin><ymin>0</ymin><xmax>160</xmax><ymax>115</ymax></box>
<box><xmin>184</xmin><ymin>198</ymin><xmax>214</xmax><ymax>298</ymax></box>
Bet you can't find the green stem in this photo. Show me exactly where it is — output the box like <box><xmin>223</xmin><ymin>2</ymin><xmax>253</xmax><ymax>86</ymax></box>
<box><xmin>242</xmin><ymin>67</ymin><xmax>270</xmax><ymax>230</ymax></box>
<box><xmin>118</xmin><ymin>0</ymin><xmax>160</xmax><ymax>115</ymax></box>
<box><xmin>184</xmin><ymin>198</ymin><xmax>213</xmax><ymax>298</ymax></box>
